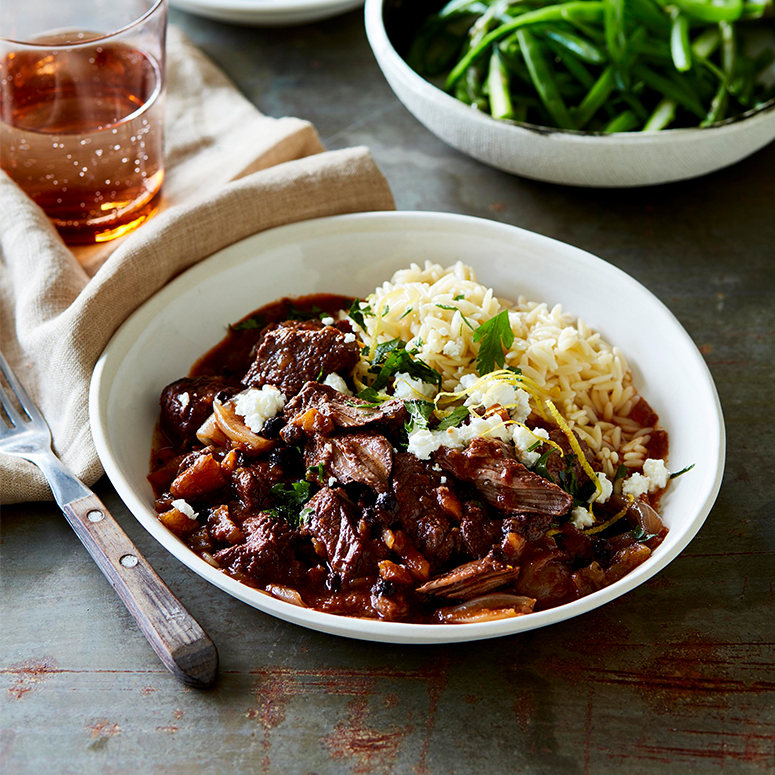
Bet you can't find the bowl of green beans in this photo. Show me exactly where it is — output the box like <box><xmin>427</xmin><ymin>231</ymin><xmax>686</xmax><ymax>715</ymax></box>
<box><xmin>364</xmin><ymin>0</ymin><xmax>775</xmax><ymax>186</ymax></box>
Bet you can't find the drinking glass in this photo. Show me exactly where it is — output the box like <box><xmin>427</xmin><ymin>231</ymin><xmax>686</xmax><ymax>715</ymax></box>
<box><xmin>0</xmin><ymin>0</ymin><xmax>167</xmax><ymax>245</ymax></box>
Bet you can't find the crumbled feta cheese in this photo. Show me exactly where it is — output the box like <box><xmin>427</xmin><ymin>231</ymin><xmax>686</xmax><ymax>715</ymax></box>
<box><xmin>459</xmin><ymin>376</ymin><xmax>530</xmax><ymax>424</ymax></box>
<box><xmin>406</xmin><ymin>413</ymin><xmax>510</xmax><ymax>460</ymax></box>
<box><xmin>171</xmin><ymin>499</ymin><xmax>197</xmax><ymax>520</ymax></box>
<box><xmin>623</xmin><ymin>458</ymin><xmax>670</xmax><ymax>499</ymax></box>
<box><xmin>321</xmin><ymin>316</ymin><xmax>335</xmax><ymax>326</ymax></box>
<box><xmin>328</xmin><ymin>477</ymin><xmax>337</xmax><ymax>487</ymax></box>
<box><xmin>589</xmin><ymin>472</ymin><xmax>613</xmax><ymax>504</ymax></box>
<box><xmin>393</xmin><ymin>372</ymin><xmax>437</xmax><ymax>401</ymax></box>
<box><xmin>512</xmin><ymin>425</ymin><xmax>549</xmax><ymax>466</ymax></box>
<box><xmin>442</xmin><ymin>340</ymin><xmax>463</xmax><ymax>358</ymax></box>
<box><xmin>571</xmin><ymin>506</ymin><xmax>595</xmax><ymax>529</ymax></box>
<box><xmin>440</xmin><ymin>476</ymin><xmax>447</xmax><ymax>484</ymax></box>
<box><xmin>343</xmin><ymin>333</ymin><xmax>356</xmax><ymax>344</ymax></box>
<box><xmin>178</xmin><ymin>392</ymin><xmax>190</xmax><ymax>410</ymax></box>
<box><xmin>233</xmin><ymin>386</ymin><xmax>286</xmax><ymax>434</ymax></box>
<box><xmin>643</xmin><ymin>458</ymin><xmax>670</xmax><ymax>490</ymax></box>
<box><xmin>322</xmin><ymin>372</ymin><xmax>352</xmax><ymax>396</ymax></box>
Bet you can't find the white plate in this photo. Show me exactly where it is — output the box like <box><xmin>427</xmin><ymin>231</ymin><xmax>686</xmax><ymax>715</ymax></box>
<box><xmin>171</xmin><ymin>0</ymin><xmax>363</xmax><ymax>26</ymax></box>
<box><xmin>90</xmin><ymin>211</ymin><xmax>725</xmax><ymax>644</ymax></box>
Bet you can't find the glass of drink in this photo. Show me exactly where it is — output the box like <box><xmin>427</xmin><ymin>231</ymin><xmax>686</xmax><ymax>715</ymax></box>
<box><xmin>0</xmin><ymin>1</ymin><xmax>166</xmax><ymax>245</ymax></box>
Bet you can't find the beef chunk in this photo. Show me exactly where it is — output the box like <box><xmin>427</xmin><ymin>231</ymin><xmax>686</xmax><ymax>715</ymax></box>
<box><xmin>435</xmin><ymin>437</ymin><xmax>573</xmax><ymax>516</ymax></box>
<box><xmin>160</xmin><ymin>376</ymin><xmax>233</xmax><ymax>446</ymax></box>
<box><xmin>214</xmin><ymin>513</ymin><xmax>297</xmax><ymax>584</ymax></box>
<box><xmin>416</xmin><ymin>550</ymin><xmax>521</xmax><ymax>601</ymax></box>
<box><xmin>242</xmin><ymin>321</ymin><xmax>360</xmax><ymax>396</ymax></box>
<box><xmin>514</xmin><ymin>539</ymin><xmax>574</xmax><ymax>607</ymax></box>
<box><xmin>305</xmin><ymin>432</ymin><xmax>393</xmax><ymax>493</ymax></box>
<box><xmin>391</xmin><ymin>453</ymin><xmax>461</xmax><ymax>570</ymax></box>
<box><xmin>502</xmin><ymin>513</ymin><xmax>555</xmax><ymax>542</ymax></box>
<box><xmin>541</xmin><ymin>429</ymin><xmax>596</xmax><ymax>491</ymax></box>
<box><xmin>459</xmin><ymin>501</ymin><xmax>501</xmax><ymax>558</ymax></box>
<box><xmin>231</xmin><ymin>460</ymin><xmax>286</xmax><ymax>518</ymax></box>
<box><xmin>281</xmin><ymin>382</ymin><xmax>407</xmax><ymax>442</ymax></box>
<box><xmin>554</xmin><ymin>523</ymin><xmax>595</xmax><ymax>568</ymax></box>
<box><xmin>300</xmin><ymin>487</ymin><xmax>376</xmax><ymax>584</ymax></box>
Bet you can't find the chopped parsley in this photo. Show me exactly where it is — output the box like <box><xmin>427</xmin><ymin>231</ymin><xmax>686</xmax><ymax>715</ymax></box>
<box><xmin>230</xmin><ymin>313</ymin><xmax>266</xmax><ymax>331</ymax></box>
<box><xmin>453</xmin><ymin>294</ymin><xmax>465</xmax><ymax>301</ymax></box>
<box><xmin>369</xmin><ymin>339</ymin><xmax>442</xmax><ymax>392</ymax></box>
<box><xmin>631</xmin><ymin>526</ymin><xmax>657</xmax><ymax>543</ymax></box>
<box><xmin>268</xmin><ymin>481</ymin><xmax>313</xmax><ymax>527</ymax></box>
<box><xmin>526</xmin><ymin>439</ymin><xmax>543</xmax><ymax>453</ymax></box>
<box><xmin>670</xmin><ymin>463</ymin><xmax>695</xmax><ymax>479</ymax></box>
<box><xmin>533</xmin><ymin>448</ymin><xmax>555</xmax><ymax>482</ymax></box>
<box><xmin>405</xmin><ymin>400</ymin><xmax>435</xmax><ymax>433</ymax></box>
<box><xmin>348</xmin><ymin>298</ymin><xmax>373</xmax><ymax>330</ymax></box>
<box><xmin>614</xmin><ymin>464</ymin><xmax>629</xmax><ymax>481</ymax></box>
<box><xmin>472</xmin><ymin>310</ymin><xmax>514</xmax><ymax>375</ymax></box>
<box><xmin>399</xmin><ymin>307</ymin><xmax>413</xmax><ymax>320</ymax></box>
<box><xmin>435</xmin><ymin>303</ymin><xmax>457</xmax><ymax>311</ymax></box>
<box><xmin>355</xmin><ymin>387</ymin><xmax>390</xmax><ymax>405</ymax></box>
<box><xmin>436</xmin><ymin>406</ymin><xmax>469</xmax><ymax>431</ymax></box>
<box><xmin>287</xmin><ymin>303</ymin><xmax>325</xmax><ymax>321</ymax></box>
<box><xmin>306</xmin><ymin>463</ymin><xmax>325</xmax><ymax>485</ymax></box>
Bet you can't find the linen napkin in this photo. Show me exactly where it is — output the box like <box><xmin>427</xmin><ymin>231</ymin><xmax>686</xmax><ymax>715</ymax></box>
<box><xmin>0</xmin><ymin>26</ymin><xmax>395</xmax><ymax>504</ymax></box>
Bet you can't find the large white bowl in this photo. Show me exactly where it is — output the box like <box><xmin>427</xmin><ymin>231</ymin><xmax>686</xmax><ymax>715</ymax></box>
<box><xmin>90</xmin><ymin>211</ymin><xmax>725</xmax><ymax>643</ymax></box>
<box><xmin>170</xmin><ymin>0</ymin><xmax>363</xmax><ymax>26</ymax></box>
<box><xmin>365</xmin><ymin>0</ymin><xmax>775</xmax><ymax>187</ymax></box>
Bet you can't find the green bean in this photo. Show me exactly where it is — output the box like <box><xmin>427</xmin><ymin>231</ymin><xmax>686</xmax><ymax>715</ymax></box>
<box><xmin>642</xmin><ymin>97</ymin><xmax>677</xmax><ymax>130</ymax></box>
<box><xmin>671</xmin><ymin>0</ymin><xmax>744</xmax><ymax>22</ymax></box>
<box><xmin>603</xmin><ymin>109</ymin><xmax>640</xmax><ymax>131</ymax></box>
<box><xmin>538</xmin><ymin>25</ymin><xmax>608</xmax><ymax>63</ymax></box>
<box><xmin>487</xmin><ymin>49</ymin><xmax>516</xmax><ymax>118</ymax></box>
<box><xmin>445</xmin><ymin>1</ymin><xmax>606</xmax><ymax>88</ymax></box>
<box><xmin>619</xmin><ymin>89</ymin><xmax>650</xmax><ymax>119</ymax></box>
<box><xmin>516</xmin><ymin>28</ymin><xmax>577</xmax><ymax>127</ymax></box>
<box><xmin>545</xmin><ymin>38</ymin><xmax>597</xmax><ymax>87</ymax></box>
<box><xmin>701</xmin><ymin>80</ymin><xmax>728</xmax><ymax>124</ymax></box>
<box><xmin>670</xmin><ymin>9</ymin><xmax>693</xmax><ymax>71</ymax></box>
<box><xmin>630</xmin><ymin>0</ymin><xmax>672</xmax><ymax>30</ymax></box>
<box><xmin>691</xmin><ymin>27</ymin><xmax>720</xmax><ymax>58</ymax></box>
<box><xmin>438</xmin><ymin>0</ymin><xmax>491</xmax><ymax>18</ymax></box>
<box><xmin>572</xmin><ymin>66</ymin><xmax>616</xmax><ymax>127</ymax></box>
<box><xmin>719</xmin><ymin>21</ymin><xmax>736</xmax><ymax>75</ymax></box>
<box><xmin>604</xmin><ymin>0</ymin><xmax>627</xmax><ymax>65</ymax></box>
<box><xmin>632</xmin><ymin>63</ymin><xmax>707</xmax><ymax>116</ymax></box>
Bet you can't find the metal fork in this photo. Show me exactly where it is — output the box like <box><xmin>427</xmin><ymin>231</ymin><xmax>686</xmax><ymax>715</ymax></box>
<box><xmin>0</xmin><ymin>351</ymin><xmax>218</xmax><ymax>688</ymax></box>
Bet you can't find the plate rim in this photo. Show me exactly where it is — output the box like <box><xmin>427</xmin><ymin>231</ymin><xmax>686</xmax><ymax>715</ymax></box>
<box><xmin>89</xmin><ymin>210</ymin><xmax>726</xmax><ymax>644</ymax></box>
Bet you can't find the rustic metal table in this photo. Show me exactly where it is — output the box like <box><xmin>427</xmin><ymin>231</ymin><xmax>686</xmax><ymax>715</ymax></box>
<box><xmin>3</xmin><ymin>7</ymin><xmax>774</xmax><ymax>774</ymax></box>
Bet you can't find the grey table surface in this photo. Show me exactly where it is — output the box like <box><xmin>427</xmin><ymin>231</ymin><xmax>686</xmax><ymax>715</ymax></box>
<box><xmin>2</xmin><ymin>7</ymin><xmax>775</xmax><ymax>775</ymax></box>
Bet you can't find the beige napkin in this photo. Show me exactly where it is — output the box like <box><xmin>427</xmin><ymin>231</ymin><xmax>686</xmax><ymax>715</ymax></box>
<box><xmin>0</xmin><ymin>26</ymin><xmax>395</xmax><ymax>504</ymax></box>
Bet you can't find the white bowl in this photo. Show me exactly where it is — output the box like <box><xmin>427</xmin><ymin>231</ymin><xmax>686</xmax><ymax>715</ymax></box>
<box><xmin>90</xmin><ymin>211</ymin><xmax>725</xmax><ymax>643</ymax></box>
<box><xmin>365</xmin><ymin>0</ymin><xmax>775</xmax><ymax>187</ymax></box>
<box><xmin>170</xmin><ymin>0</ymin><xmax>363</xmax><ymax>26</ymax></box>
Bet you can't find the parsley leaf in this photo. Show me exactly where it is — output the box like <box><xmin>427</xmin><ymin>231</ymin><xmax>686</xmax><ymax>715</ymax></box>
<box><xmin>670</xmin><ymin>463</ymin><xmax>695</xmax><ymax>479</ymax></box>
<box><xmin>436</xmin><ymin>406</ymin><xmax>469</xmax><ymax>431</ymax></box>
<box><xmin>306</xmin><ymin>463</ymin><xmax>325</xmax><ymax>485</ymax></box>
<box><xmin>453</xmin><ymin>294</ymin><xmax>465</xmax><ymax>301</ymax></box>
<box><xmin>348</xmin><ymin>298</ymin><xmax>373</xmax><ymax>330</ymax></box>
<box><xmin>369</xmin><ymin>339</ymin><xmax>442</xmax><ymax>392</ymax></box>
<box><xmin>631</xmin><ymin>526</ymin><xmax>657</xmax><ymax>543</ymax></box>
<box><xmin>405</xmin><ymin>400</ymin><xmax>435</xmax><ymax>433</ymax></box>
<box><xmin>614</xmin><ymin>464</ymin><xmax>629</xmax><ymax>481</ymax></box>
<box><xmin>472</xmin><ymin>310</ymin><xmax>514</xmax><ymax>375</ymax></box>
<box><xmin>356</xmin><ymin>387</ymin><xmax>389</xmax><ymax>405</ymax></box>
<box><xmin>230</xmin><ymin>314</ymin><xmax>266</xmax><ymax>331</ymax></box>
<box><xmin>435</xmin><ymin>303</ymin><xmax>457</xmax><ymax>311</ymax></box>
<box><xmin>533</xmin><ymin>448</ymin><xmax>556</xmax><ymax>482</ymax></box>
<box><xmin>399</xmin><ymin>307</ymin><xmax>413</xmax><ymax>320</ymax></box>
<box><xmin>268</xmin><ymin>481</ymin><xmax>313</xmax><ymax>528</ymax></box>
<box><xmin>287</xmin><ymin>304</ymin><xmax>324</xmax><ymax>321</ymax></box>
<box><xmin>526</xmin><ymin>439</ymin><xmax>543</xmax><ymax>453</ymax></box>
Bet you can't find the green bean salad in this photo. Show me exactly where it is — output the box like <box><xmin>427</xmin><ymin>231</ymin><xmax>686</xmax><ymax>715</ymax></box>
<box><xmin>408</xmin><ymin>0</ymin><xmax>775</xmax><ymax>132</ymax></box>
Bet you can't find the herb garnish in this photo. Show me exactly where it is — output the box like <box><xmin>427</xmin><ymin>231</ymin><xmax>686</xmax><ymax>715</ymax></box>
<box><xmin>307</xmin><ymin>463</ymin><xmax>325</xmax><ymax>485</ymax></box>
<box><xmin>670</xmin><ymin>463</ymin><xmax>695</xmax><ymax>479</ymax></box>
<box><xmin>399</xmin><ymin>307</ymin><xmax>413</xmax><ymax>320</ymax></box>
<box><xmin>472</xmin><ymin>310</ymin><xmax>514</xmax><ymax>375</ymax></box>
<box><xmin>436</xmin><ymin>406</ymin><xmax>469</xmax><ymax>431</ymax></box>
<box><xmin>453</xmin><ymin>294</ymin><xmax>465</xmax><ymax>301</ymax></box>
<box><xmin>534</xmin><ymin>448</ymin><xmax>555</xmax><ymax>482</ymax></box>
<box><xmin>614</xmin><ymin>464</ymin><xmax>629</xmax><ymax>481</ymax></box>
<box><xmin>287</xmin><ymin>304</ymin><xmax>325</xmax><ymax>321</ymax></box>
<box><xmin>369</xmin><ymin>339</ymin><xmax>442</xmax><ymax>392</ymax></box>
<box><xmin>268</xmin><ymin>481</ymin><xmax>313</xmax><ymax>527</ymax></box>
<box><xmin>405</xmin><ymin>400</ymin><xmax>435</xmax><ymax>433</ymax></box>
<box><xmin>631</xmin><ymin>526</ymin><xmax>657</xmax><ymax>543</ymax></box>
<box><xmin>526</xmin><ymin>439</ymin><xmax>543</xmax><ymax>453</ymax></box>
<box><xmin>355</xmin><ymin>387</ymin><xmax>389</xmax><ymax>405</ymax></box>
<box><xmin>230</xmin><ymin>314</ymin><xmax>266</xmax><ymax>331</ymax></box>
<box><xmin>348</xmin><ymin>298</ymin><xmax>374</xmax><ymax>330</ymax></box>
<box><xmin>435</xmin><ymin>303</ymin><xmax>457</xmax><ymax>311</ymax></box>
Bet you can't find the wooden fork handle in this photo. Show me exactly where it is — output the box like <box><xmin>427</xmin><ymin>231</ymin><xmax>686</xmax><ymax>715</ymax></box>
<box><xmin>62</xmin><ymin>492</ymin><xmax>218</xmax><ymax>688</ymax></box>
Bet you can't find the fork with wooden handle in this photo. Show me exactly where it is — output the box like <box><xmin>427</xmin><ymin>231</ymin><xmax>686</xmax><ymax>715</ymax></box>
<box><xmin>0</xmin><ymin>351</ymin><xmax>218</xmax><ymax>688</ymax></box>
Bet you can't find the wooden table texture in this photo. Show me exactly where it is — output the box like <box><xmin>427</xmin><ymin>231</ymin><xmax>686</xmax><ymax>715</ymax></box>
<box><xmin>2</xmin><ymin>8</ymin><xmax>774</xmax><ymax>775</ymax></box>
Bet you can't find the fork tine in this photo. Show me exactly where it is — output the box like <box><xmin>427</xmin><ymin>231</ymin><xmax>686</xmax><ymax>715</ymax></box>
<box><xmin>0</xmin><ymin>350</ymin><xmax>43</xmax><ymax>426</ymax></box>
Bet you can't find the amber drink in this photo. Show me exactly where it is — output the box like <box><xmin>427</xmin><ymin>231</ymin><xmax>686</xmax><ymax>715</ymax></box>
<box><xmin>0</xmin><ymin>1</ymin><xmax>167</xmax><ymax>245</ymax></box>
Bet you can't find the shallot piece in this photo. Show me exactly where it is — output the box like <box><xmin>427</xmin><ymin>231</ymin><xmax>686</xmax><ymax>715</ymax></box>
<box><xmin>265</xmin><ymin>585</ymin><xmax>307</xmax><ymax>607</ymax></box>
<box><xmin>212</xmin><ymin>398</ymin><xmax>274</xmax><ymax>452</ymax></box>
<box><xmin>434</xmin><ymin>593</ymin><xmax>536</xmax><ymax>623</ymax></box>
